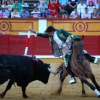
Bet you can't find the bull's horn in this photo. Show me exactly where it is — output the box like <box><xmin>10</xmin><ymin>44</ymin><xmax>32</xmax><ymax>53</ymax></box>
<box><xmin>48</xmin><ymin>67</ymin><xmax>58</xmax><ymax>74</ymax></box>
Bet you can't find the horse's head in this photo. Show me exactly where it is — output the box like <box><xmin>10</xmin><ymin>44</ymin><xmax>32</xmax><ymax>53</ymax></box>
<box><xmin>71</xmin><ymin>35</ymin><xmax>84</xmax><ymax>61</ymax></box>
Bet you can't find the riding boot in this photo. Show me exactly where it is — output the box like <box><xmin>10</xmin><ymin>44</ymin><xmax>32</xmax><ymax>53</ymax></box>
<box><xmin>65</xmin><ymin>65</ymin><xmax>74</xmax><ymax>78</ymax></box>
<box><xmin>65</xmin><ymin>54</ymin><xmax>77</xmax><ymax>84</ymax></box>
<box><xmin>65</xmin><ymin>66</ymin><xmax>77</xmax><ymax>84</ymax></box>
<box><xmin>84</xmin><ymin>53</ymin><xmax>99</xmax><ymax>64</ymax></box>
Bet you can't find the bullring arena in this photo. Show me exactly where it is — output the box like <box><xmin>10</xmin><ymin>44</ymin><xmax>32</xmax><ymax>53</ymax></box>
<box><xmin>0</xmin><ymin>61</ymin><xmax>100</xmax><ymax>100</ymax></box>
<box><xmin>0</xmin><ymin>18</ymin><xmax>100</xmax><ymax>100</ymax></box>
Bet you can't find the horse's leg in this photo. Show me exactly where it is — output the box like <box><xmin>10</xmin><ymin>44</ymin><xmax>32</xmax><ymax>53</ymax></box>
<box><xmin>81</xmin><ymin>80</ymin><xmax>87</xmax><ymax>96</ymax></box>
<box><xmin>57</xmin><ymin>71</ymin><xmax>65</xmax><ymax>94</ymax></box>
<box><xmin>57</xmin><ymin>67</ymin><xmax>68</xmax><ymax>94</ymax></box>
<box><xmin>90</xmin><ymin>73</ymin><xmax>100</xmax><ymax>91</ymax></box>
<box><xmin>0</xmin><ymin>79</ymin><xmax>13</xmax><ymax>98</ymax></box>
<box><xmin>80</xmin><ymin>77</ymin><xmax>100</xmax><ymax>97</ymax></box>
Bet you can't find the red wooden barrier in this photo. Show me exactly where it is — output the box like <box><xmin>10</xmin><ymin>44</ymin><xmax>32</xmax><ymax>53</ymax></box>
<box><xmin>0</xmin><ymin>35</ymin><xmax>100</xmax><ymax>55</ymax></box>
<box><xmin>0</xmin><ymin>34</ymin><xmax>10</xmax><ymax>54</ymax></box>
<box><xmin>83</xmin><ymin>36</ymin><xmax>100</xmax><ymax>55</ymax></box>
<box><xmin>28</xmin><ymin>36</ymin><xmax>52</xmax><ymax>55</ymax></box>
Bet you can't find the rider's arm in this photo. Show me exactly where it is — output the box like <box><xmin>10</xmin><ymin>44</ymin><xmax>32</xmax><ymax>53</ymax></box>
<box><xmin>29</xmin><ymin>29</ymin><xmax>49</xmax><ymax>38</ymax></box>
<box><xmin>60</xmin><ymin>29</ymin><xmax>72</xmax><ymax>37</ymax></box>
<box><xmin>37</xmin><ymin>33</ymin><xmax>49</xmax><ymax>38</ymax></box>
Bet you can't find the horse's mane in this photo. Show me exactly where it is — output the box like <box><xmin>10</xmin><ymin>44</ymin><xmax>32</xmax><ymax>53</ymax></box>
<box><xmin>72</xmin><ymin>35</ymin><xmax>84</xmax><ymax>41</ymax></box>
<box><xmin>73</xmin><ymin>38</ymin><xmax>81</xmax><ymax>41</ymax></box>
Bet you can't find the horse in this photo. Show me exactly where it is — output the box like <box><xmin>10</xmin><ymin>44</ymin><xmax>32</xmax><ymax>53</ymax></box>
<box><xmin>51</xmin><ymin>36</ymin><xmax>100</xmax><ymax>97</ymax></box>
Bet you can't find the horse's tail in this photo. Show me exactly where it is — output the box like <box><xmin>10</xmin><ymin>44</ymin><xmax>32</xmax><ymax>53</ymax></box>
<box><xmin>48</xmin><ymin>62</ymin><xmax>63</xmax><ymax>76</ymax></box>
<box><xmin>54</xmin><ymin>62</ymin><xmax>64</xmax><ymax>76</ymax></box>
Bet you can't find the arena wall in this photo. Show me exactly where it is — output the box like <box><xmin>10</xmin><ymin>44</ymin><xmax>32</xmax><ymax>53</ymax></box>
<box><xmin>0</xmin><ymin>19</ymin><xmax>100</xmax><ymax>61</ymax></box>
<box><xmin>0</xmin><ymin>18</ymin><xmax>100</xmax><ymax>35</ymax></box>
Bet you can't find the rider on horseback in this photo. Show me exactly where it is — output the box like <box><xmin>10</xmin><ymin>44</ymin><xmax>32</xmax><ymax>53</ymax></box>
<box><xmin>30</xmin><ymin>26</ymin><xmax>99</xmax><ymax>84</ymax></box>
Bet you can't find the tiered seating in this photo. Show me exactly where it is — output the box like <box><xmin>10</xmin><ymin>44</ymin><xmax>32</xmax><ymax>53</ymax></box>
<box><xmin>24</xmin><ymin>0</ymin><xmax>39</xmax><ymax>12</ymax></box>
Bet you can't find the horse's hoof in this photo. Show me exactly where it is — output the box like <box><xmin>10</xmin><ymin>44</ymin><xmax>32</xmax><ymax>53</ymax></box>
<box><xmin>23</xmin><ymin>95</ymin><xmax>28</xmax><ymax>98</ymax></box>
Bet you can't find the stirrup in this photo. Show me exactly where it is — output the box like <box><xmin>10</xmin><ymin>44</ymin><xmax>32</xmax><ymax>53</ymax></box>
<box><xmin>69</xmin><ymin>77</ymin><xmax>77</xmax><ymax>84</ymax></box>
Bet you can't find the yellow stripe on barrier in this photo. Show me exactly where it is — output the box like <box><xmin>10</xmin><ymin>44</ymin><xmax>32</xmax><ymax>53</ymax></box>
<box><xmin>0</xmin><ymin>19</ymin><xmax>100</xmax><ymax>35</ymax></box>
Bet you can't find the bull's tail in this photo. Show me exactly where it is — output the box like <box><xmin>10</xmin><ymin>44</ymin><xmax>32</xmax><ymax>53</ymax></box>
<box><xmin>0</xmin><ymin>64</ymin><xmax>13</xmax><ymax>85</ymax></box>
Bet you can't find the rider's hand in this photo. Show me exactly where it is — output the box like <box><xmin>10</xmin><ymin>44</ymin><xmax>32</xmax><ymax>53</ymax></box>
<box><xmin>29</xmin><ymin>29</ymin><xmax>36</xmax><ymax>33</ymax></box>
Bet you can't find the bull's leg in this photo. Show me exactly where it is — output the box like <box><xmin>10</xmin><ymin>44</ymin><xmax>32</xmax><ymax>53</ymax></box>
<box><xmin>0</xmin><ymin>79</ymin><xmax>13</xmax><ymax>98</ymax></box>
<box><xmin>0</xmin><ymin>70</ymin><xmax>11</xmax><ymax>85</ymax></box>
<box><xmin>21</xmin><ymin>84</ymin><xmax>28</xmax><ymax>98</ymax></box>
<box><xmin>81</xmin><ymin>80</ymin><xmax>87</xmax><ymax>96</ymax></box>
<box><xmin>90</xmin><ymin>73</ymin><xmax>100</xmax><ymax>91</ymax></box>
<box><xmin>80</xmin><ymin>77</ymin><xmax>100</xmax><ymax>97</ymax></box>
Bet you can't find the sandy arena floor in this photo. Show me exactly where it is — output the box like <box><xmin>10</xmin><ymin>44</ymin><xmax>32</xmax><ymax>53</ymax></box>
<box><xmin>0</xmin><ymin>63</ymin><xmax>100</xmax><ymax>100</ymax></box>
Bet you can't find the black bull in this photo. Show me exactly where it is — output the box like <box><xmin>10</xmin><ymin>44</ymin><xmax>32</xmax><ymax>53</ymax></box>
<box><xmin>0</xmin><ymin>54</ymin><xmax>55</xmax><ymax>98</ymax></box>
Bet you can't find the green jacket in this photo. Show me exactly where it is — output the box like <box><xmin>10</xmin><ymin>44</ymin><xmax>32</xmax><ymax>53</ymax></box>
<box><xmin>37</xmin><ymin>29</ymin><xmax>72</xmax><ymax>52</ymax></box>
<box><xmin>12</xmin><ymin>3</ymin><xmax>22</xmax><ymax>12</ymax></box>
<box><xmin>37</xmin><ymin>29</ymin><xmax>71</xmax><ymax>41</ymax></box>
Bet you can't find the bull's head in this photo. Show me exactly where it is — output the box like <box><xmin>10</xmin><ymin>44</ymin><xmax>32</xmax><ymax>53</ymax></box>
<box><xmin>36</xmin><ymin>62</ymin><xmax>57</xmax><ymax>84</ymax></box>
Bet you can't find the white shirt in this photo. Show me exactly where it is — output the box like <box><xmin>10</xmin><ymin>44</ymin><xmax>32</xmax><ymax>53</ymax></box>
<box><xmin>7</xmin><ymin>4</ymin><xmax>12</xmax><ymax>11</ymax></box>
<box><xmin>53</xmin><ymin>31</ymin><xmax>66</xmax><ymax>48</ymax></box>
<box><xmin>87</xmin><ymin>6</ymin><xmax>95</xmax><ymax>14</ymax></box>
<box><xmin>11</xmin><ymin>12</ymin><xmax>20</xmax><ymax>18</ymax></box>
<box><xmin>31</xmin><ymin>11</ymin><xmax>41</xmax><ymax>18</ymax></box>
<box><xmin>70</xmin><ymin>11</ymin><xmax>80</xmax><ymax>18</ymax></box>
<box><xmin>77</xmin><ymin>3</ymin><xmax>87</xmax><ymax>15</ymax></box>
<box><xmin>96</xmin><ymin>3</ymin><xmax>100</xmax><ymax>10</ymax></box>
<box><xmin>38</xmin><ymin>4</ymin><xmax>48</xmax><ymax>12</ymax></box>
<box><xmin>81</xmin><ymin>12</ymin><xmax>91</xmax><ymax>18</ymax></box>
